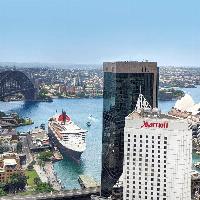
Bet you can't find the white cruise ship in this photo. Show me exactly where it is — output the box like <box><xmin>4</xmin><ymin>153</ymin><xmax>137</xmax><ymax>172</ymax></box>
<box><xmin>48</xmin><ymin>111</ymin><xmax>87</xmax><ymax>161</ymax></box>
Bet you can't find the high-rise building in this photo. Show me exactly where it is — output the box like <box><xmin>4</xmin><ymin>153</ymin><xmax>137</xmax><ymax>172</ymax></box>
<box><xmin>123</xmin><ymin>103</ymin><xmax>192</xmax><ymax>200</ymax></box>
<box><xmin>101</xmin><ymin>61</ymin><xmax>159</xmax><ymax>197</ymax></box>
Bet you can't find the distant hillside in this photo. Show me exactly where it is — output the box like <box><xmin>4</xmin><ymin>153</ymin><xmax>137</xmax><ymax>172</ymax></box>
<box><xmin>0</xmin><ymin>62</ymin><xmax>102</xmax><ymax>70</ymax></box>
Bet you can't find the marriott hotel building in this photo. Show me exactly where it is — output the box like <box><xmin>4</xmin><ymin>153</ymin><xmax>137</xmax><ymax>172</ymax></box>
<box><xmin>123</xmin><ymin>109</ymin><xmax>192</xmax><ymax>200</ymax></box>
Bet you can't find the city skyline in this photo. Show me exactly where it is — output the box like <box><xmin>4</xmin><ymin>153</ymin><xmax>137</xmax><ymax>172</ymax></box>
<box><xmin>0</xmin><ymin>0</ymin><xmax>199</xmax><ymax>66</ymax></box>
<box><xmin>1</xmin><ymin>64</ymin><xmax>200</xmax><ymax>199</ymax></box>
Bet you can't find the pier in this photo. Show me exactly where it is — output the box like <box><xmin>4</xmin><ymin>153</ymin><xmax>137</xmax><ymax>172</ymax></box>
<box><xmin>78</xmin><ymin>175</ymin><xmax>99</xmax><ymax>189</ymax></box>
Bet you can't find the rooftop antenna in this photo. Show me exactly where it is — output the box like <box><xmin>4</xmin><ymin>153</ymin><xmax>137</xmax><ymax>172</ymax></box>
<box><xmin>135</xmin><ymin>86</ymin><xmax>152</xmax><ymax>112</ymax></box>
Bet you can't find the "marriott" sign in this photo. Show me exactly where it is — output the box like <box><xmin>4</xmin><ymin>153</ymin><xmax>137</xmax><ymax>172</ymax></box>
<box><xmin>141</xmin><ymin>121</ymin><xmax>169</xmax><ymax>129</ymax></box>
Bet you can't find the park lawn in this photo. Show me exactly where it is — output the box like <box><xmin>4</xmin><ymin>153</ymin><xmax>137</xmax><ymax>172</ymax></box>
<box><xmin>25</xmin><ymin>169</ymin><xmax>40</xmax><ymax>188</ymax></box>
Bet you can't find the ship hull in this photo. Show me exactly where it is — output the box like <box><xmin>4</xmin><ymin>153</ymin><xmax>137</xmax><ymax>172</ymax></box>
<box><xmin>48</xmin><ymin>126</ymin><xmax>83</xmax><ymax>162</ymax></box>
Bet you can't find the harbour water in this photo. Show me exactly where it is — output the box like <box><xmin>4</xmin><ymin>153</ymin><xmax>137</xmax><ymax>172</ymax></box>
<box><xmin>0</xmin><ymin>85</ymin><xmax>200</xmax><ymax>189</ymax></box>
<box><xmin>0</xmin><ymin>98</ymin><xmax>103</xmax><ymax>189</ymax></box>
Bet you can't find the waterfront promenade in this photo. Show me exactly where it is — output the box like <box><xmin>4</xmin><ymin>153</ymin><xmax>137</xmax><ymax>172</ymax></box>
<box><xmin>34</xmin><ymin>165</ymin><xmax>48</xmax><ymax>183</ymax></box>
<box><xmin>44</xmin><ymin>162</ymin><xmax>62</xmax><ymax>190</ymax></box>
<box><xmin>34</xmin><ymin>162</ymin><xmax>62</xmax><ymax>190</ymax></box>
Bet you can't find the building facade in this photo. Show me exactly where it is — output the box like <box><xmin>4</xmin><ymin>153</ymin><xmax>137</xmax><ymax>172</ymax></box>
<box><xmin>0</xmin><ymin>128</ymin><xmax>19</xmax><ymax>152</ymax></box>
<box><xmin>0</xmin><ymin>153</ymin><xmax>23</xmax><ymax>183</ymax></box>
<box><xmin>123</xmin><ymin>109</ymin><xmax>192</xmax><ymax>200</ymax></box>
<box><xmin>101</xmin><ymin>61</ymin><xmax>159</xmax><ymax>196</ymax></box>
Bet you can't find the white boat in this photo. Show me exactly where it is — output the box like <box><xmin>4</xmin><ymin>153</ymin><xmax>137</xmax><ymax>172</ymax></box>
<box><xmin>86</xmin><ymin>121</ymin><xmax>91</xmax><ymax>127</ymax></box>
<box><xmin>194</xmin><ymin>162</ymin><xmax>200</xmax><ymax>168</ymax></box>
<box><xmin>48</xmin><ymin>111</ymin><xmax>87</xmax><ymax>161</ymax></box>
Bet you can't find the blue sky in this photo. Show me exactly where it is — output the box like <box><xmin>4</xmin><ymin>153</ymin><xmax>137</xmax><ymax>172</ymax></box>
<box><xmin>0</xmin><ymin>0</ymin><xmax>199</xmax><ymax>66</ymax></box>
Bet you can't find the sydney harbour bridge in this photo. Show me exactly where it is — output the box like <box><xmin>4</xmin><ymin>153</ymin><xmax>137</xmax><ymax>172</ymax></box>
<box><xmin>0</xmin><ymin>70</ymin><xmax>37</xmax><ymax>101</ymax></box>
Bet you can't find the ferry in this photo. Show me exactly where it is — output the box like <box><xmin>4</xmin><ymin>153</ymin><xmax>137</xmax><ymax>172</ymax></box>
<box><xmin>194</xmin><ymin>162</ymin><xmax>200</xmax><ymax>169</ymax></box>
<box><xmin>86</xmin><ymin>121</ymin><xmax>91</xmax><ymax>127</ymax></box>
<box><xmin>48</xmin><ymin>111</ymin><xmax>87</xmax><ymax>161</ymax></box>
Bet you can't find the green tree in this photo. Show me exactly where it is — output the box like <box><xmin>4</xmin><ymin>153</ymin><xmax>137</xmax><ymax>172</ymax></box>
<box><xmin>7</xmin><ymin>173</ymin><xmax>27</xmax><ymax>193</ymax></box>
<box><xmin>38</xmin><ymin>160</ymin><xmax>45</xmax><ymax>168</ymax></box>
<box><xmin>0</xmin><ymin>145</ymin><xmax>9</xmax><ymax>154</ymax></box>
<box><xmin>0</xmin><ymin>183</ymin><xmax>6</xmax><ymax>197</ymax></box>
<box><xmin>38</xmin><ymin>151</ymin><xmax>53</xmax><ymax>162</ymax></box>
<box><xmin>39</xmin><ymin>88</ymin><xmax>48</xmax><ymax>95</ymax></box>
<box><xmin>35</xmin><ymin>182</ymin><xmax>54</xmax><ymax>193</ymax></box>
<box><xmin>0</xmin><ymin>188</ymin><xmax>6</xmax><ymax>197</ymax></box>
<box><xmin>27</xmin><ymin>164</ymin><xmax>34</xmax><ymax>171</ymax></box>
<box><xmin>33</xmin><ymin>177</ymin><xmax>41</xmax><ymax>186</ymax></box>
<box><xmin>38</xmin><ymin>88</ymin><xmax>50</xmax><ymax>100</ymax></box>
<box><xmin>27</xmin><ymin>160</ymin><xmax>36</xmax><ymax>171</ymax></box>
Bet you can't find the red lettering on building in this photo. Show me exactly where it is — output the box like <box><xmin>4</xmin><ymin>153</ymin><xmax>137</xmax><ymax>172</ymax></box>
<box><xmin>141</xmin><ymin>121</ymin><xmax>168</xmax><ymax>128</ymax></box>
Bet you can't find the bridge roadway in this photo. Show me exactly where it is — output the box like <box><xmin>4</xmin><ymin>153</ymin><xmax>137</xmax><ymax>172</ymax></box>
<box><xmin>0</xmin><ymin>187</ymin><xmax>100</xmax><ymax>200</ymax></box>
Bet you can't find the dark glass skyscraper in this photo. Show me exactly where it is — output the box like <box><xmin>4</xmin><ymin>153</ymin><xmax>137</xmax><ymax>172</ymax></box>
<box><xmin>101</xmin><ymin>61</ymin><xmax>159</xmax><ymax>197</ymax></box>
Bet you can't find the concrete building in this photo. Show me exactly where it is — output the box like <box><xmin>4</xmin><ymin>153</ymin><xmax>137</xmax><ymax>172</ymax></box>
<box><xmin>101</xmin><ymin>61</ymin><xmax>159</xmax><ymax>197</ymax></box>
<box><xmin>123</xmin><ymin>101</ymin><xmax>192</xmax><ymax>200</ymax></box>
<box><xmin>0</xmin><ymin>128</ymin><xmax>19</xmax><ymax>152</ymax></box>
<box><xmin>28</xmin><ymin>128</ymin><xmax>51</xmax><ymax>152</ymax></box>
<box><xmin>0</xmin><ymin>153</ymin><xmax>23</xmax><ymax>183</ymax></box>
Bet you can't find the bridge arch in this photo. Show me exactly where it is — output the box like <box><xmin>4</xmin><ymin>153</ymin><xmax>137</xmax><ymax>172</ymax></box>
<box><xmin>0</xmin><ymin>70</ymin><xmax>37</xmax><ymax>100</ymax></box>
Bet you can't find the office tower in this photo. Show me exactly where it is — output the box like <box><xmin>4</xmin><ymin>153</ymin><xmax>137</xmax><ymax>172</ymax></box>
<box><xmin>101</xmin><ymin>61</ymin><xmax>159</xmax><ymax>197</ymax></box>
<box><xmin>123</xmin><ymin>100</ymin><xmax>192</xmax><ymax>200</ymax></box>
